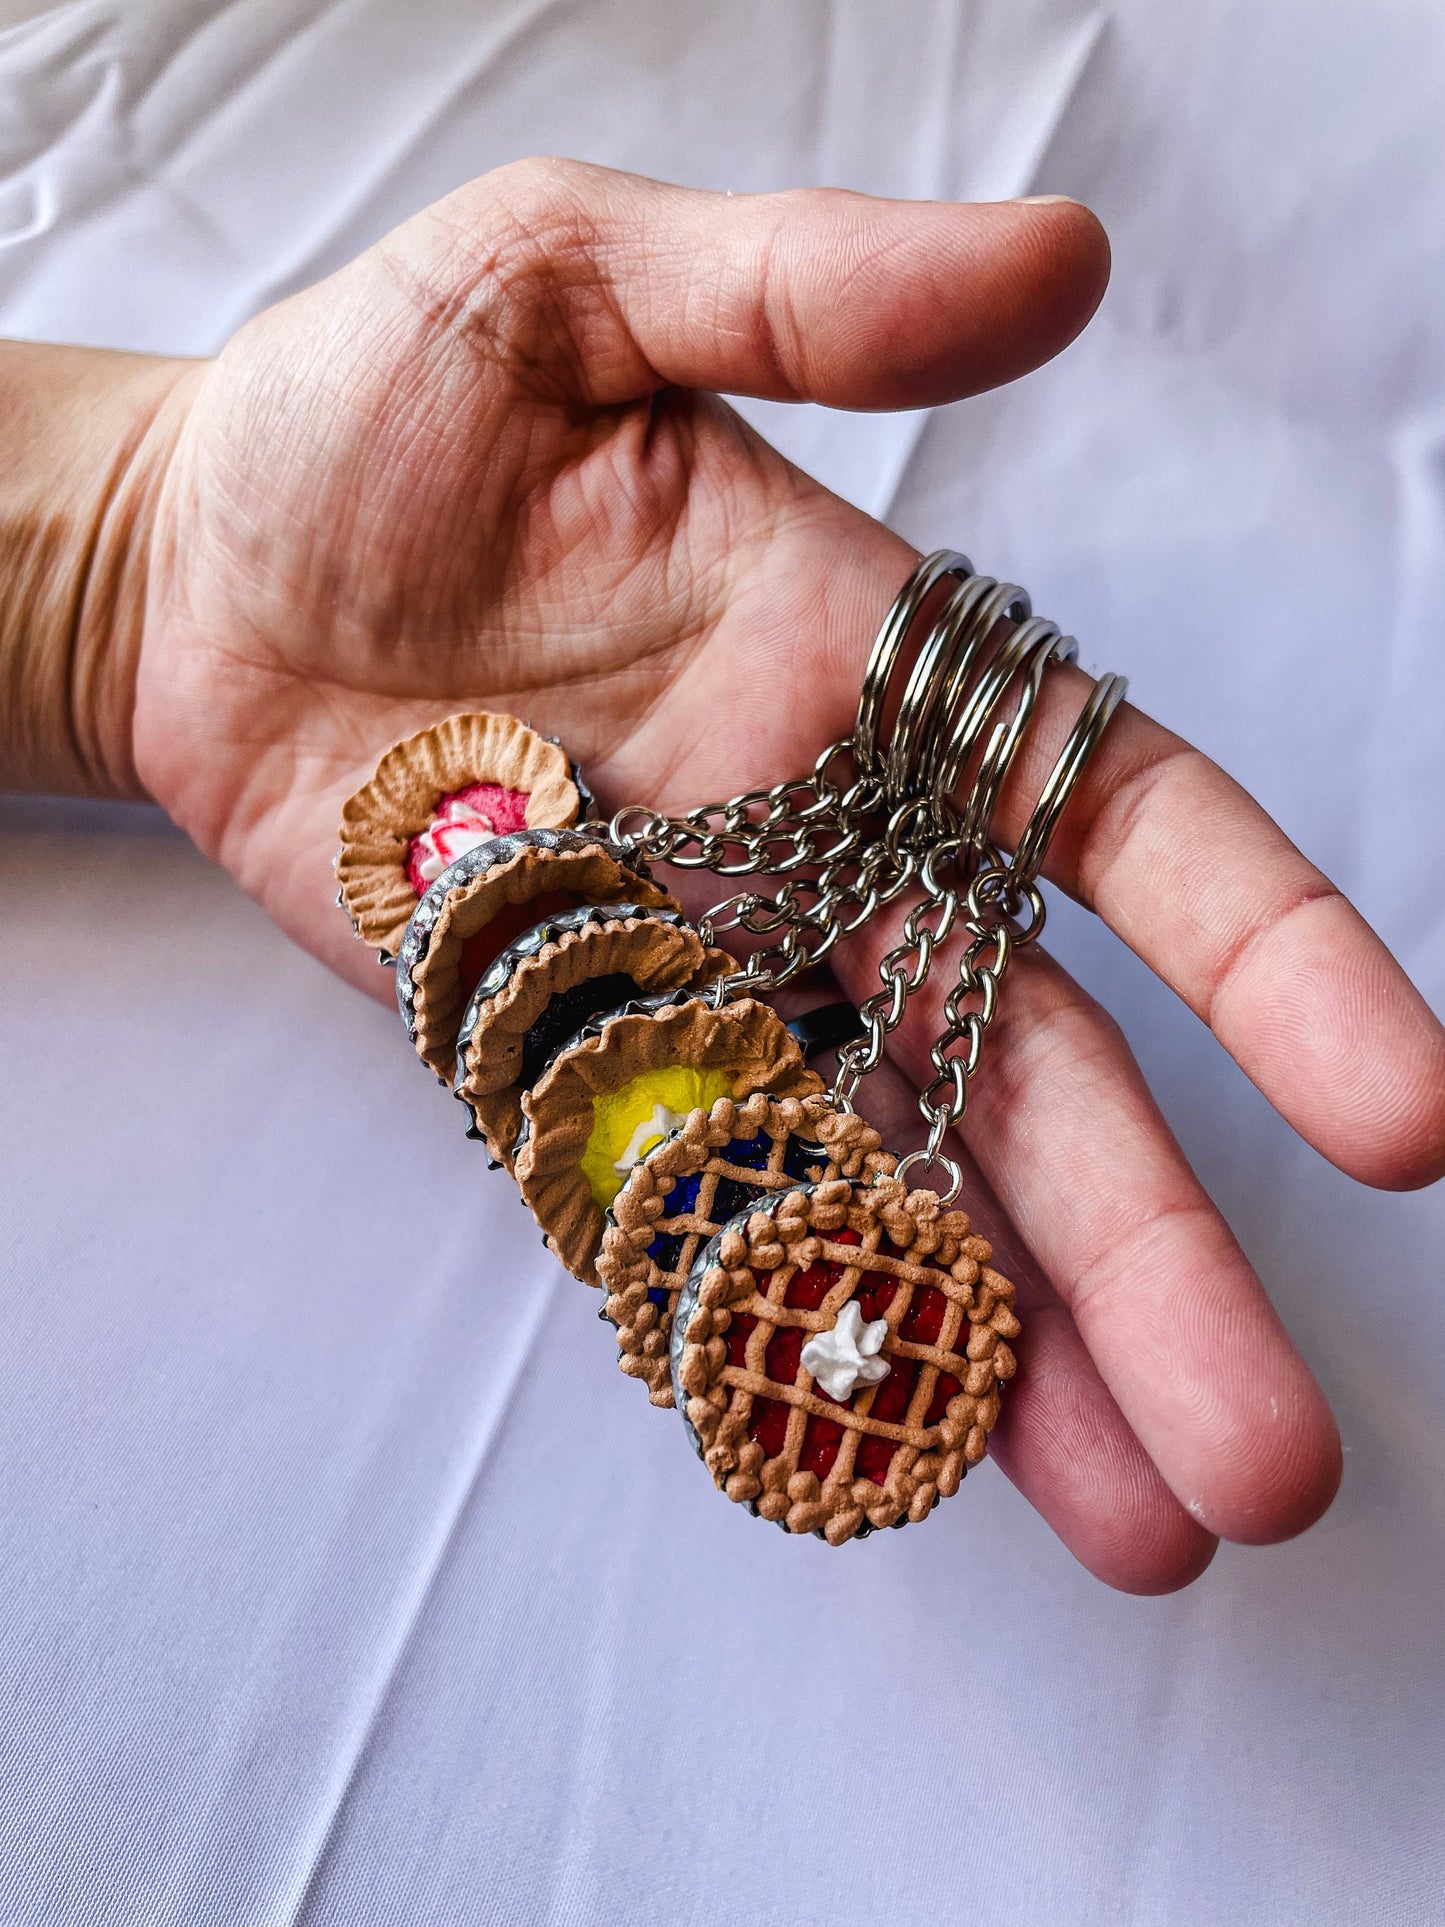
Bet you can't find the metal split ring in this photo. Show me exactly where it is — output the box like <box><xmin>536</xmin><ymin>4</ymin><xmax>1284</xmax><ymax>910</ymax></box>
<box><xmin>822</xmin><ymin>550</ymin><xmax>1129</xmax><ymax>1180</ymax></box>
<box><xmin>855</xmin><ymin>549</ymin><xmax>1127</xmax><ymax>895</ymax></box>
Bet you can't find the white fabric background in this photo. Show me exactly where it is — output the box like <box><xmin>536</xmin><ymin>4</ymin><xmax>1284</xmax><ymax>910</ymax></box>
<box><xmin>2</xmin><ymin>3</ymin><xmax>1443</xmax><ymax>1922</ymax></box>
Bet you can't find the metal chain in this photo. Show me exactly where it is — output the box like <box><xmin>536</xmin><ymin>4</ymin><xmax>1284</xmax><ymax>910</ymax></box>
<box><xmin>603</xmin><ymin>737</ymin><xmax>912</xmax><ymax>993</ymax></box>
<box><xmin>830</xmin><ymin>890</ymin><xmax>959</xmax><ymax>1108</ymax></box>
<box><xmin>604</xmin><ymin>738</ymin><xmax>868</xmax><ymax>880</ymax></box>
<box><xmin>831</xmin><ymin>845</ymin><xmax>1045</xmax><ymax>1155</ymax></box>
<box><xmin>914</xmin><ymin>859</ymin><xmax>1045</xmax><ymax>1156</ymax></box>
<box><xmin>598</xmin><ymin>743</ymin><xmax>1045</xmax><ymax>1186</ymax></box>
<box><xmin>593</xmin><ymin>550</ymin><xmax>1126</xmax><ymax>1197</ymax></box>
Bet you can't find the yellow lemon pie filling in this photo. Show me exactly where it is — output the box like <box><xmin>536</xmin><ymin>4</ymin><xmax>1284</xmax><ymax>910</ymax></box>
<box><xmin>580</xmin><ymin>1065</ymin><xmax>736</xmax><ymax>1209</ymax></box>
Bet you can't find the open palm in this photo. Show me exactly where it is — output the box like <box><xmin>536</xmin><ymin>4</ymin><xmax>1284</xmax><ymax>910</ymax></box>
<box><xmin>131</xmin><ymin>159</ymin><xmax>1445</xmax><ymax>1591</ymax></box>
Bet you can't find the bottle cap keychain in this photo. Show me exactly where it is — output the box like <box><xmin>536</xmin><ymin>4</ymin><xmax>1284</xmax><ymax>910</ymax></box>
<box><xmin>454</xmin><ymin>903</ymin><xmax>729</xmax><ymax>1170</ymax></box>
<box><xmin>335</xmin><ymin>551</ymin><xmax>1126</xmax><ymax>1542</ymax></box>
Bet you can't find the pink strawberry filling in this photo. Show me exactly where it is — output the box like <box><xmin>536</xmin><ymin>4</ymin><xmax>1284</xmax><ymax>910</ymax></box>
<box><xmin>406</xmin><ymin>783</ymin><xmax>531</xmax><ymax>897</ymax></box>
<box><xmin>726</xmin><ymin>1227</ymin><xmax>972</xmax><ymax>1486</ymax></box>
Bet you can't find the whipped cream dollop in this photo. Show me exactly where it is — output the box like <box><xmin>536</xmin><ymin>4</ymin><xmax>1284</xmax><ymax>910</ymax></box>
<box><xmin>612</xmin><ymin>1104</ymin><xmax>686</xmax><ymax>1176</ymax></box>
<box><xmin>406</xmin><ymin>784</ymin><xmax>530</xmax><ymax>894</ymax></box>
<box><xmin>801</xmin><ymin>1300</ymin><xmax>892</xmax><ymax>1402</ymax></box>
<box><xmin>412</xmin><ymin>801</ymin><xmax>494</xmax><ymax>884</ymax></box>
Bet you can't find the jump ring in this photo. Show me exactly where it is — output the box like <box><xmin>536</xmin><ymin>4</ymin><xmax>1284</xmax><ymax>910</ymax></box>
<box><xmin>893</xmin><ymin>1149</ymin><xmax>965</xmax><ymax>1206</ymax></box>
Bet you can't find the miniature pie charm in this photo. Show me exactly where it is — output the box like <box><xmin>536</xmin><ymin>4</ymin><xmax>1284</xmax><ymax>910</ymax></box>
<box><xmin>396</xmin><ymin>829</ymin><xmax>678</xmax><ymax>1082</ymax></box>
<box><xmin>515</xmin><ymin>993</ymin><xmax>822</xmax><ymax>1286</ymax></box>
<box><xmin>336</xmin><ymin>711</ymin><xmax>584</xmax><ymax>958</ymax></box>
<box><xmin>670</xmin><ymin>1175</ymin><xmax>1019</xmax><ymax>1542</ymax></box>
<box><xmin>597</xmin><ymin>1092</ymin><xmax>896</xmax><ymax>1405</ymax></box>
<box><xmin>454</xmin><ymin>903</ymin><xmax>730</xmax><ymax>1169</ymax></box>
<box><xmin>328</xmin><ymin>521</ymin><xmax>1130</xmax><ymax>1555</ymax></box>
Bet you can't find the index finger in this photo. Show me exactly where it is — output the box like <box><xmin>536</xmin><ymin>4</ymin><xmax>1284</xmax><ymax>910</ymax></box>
<box><xmin>989</xmin><ymin>663</ymin><xmax>1445</xmax><ymax>1190</ymax></box>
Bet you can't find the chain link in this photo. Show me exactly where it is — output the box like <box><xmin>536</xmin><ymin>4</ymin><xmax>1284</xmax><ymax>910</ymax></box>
<box><xmin>828</xmin><ymin>847</ymin><xmax>1043</xmax><ymax>1151</ymax></box>
<box><xmin>911</xmin><ymin>862</ymin><xmax>1044</xmax><ymax>1157</ymax></box>
<box><xmin>604</xmin><ymin>738</ymin><xmax>873</xmax><ymax>878</ymax></box>
<box><xmin>593</xmin><ymin>551</ymin><xmax>1125</xmax><ymax>1171</ymax></box>
<box><xmin>601</xmin><ymin>745</ymin><xmax>1044</xmax><ymax>1149</ymax></box>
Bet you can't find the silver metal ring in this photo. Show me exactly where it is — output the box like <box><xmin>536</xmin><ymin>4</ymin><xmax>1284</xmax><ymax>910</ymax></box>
<box><xmin>926</xmin><ymin>582</ymin><xmax>1035</xmax><ymax>810</ymax></box>
<box><xmin>850</xmin><ymin>550</ymin><xmax>1127</xmax><ymax>905</ymax></box>
<box><xmin>883</xmin><ymin>571</ymin><xmax>999</xmax><ymax>805</ymax></box>
<box><xmin>854</xmin><ymin>548</ymin><xmax>971</xmax><ymax>780</ymax></box>
<box><xmin>953</xmin><ymin>617</ymin><xmax>1072</xmax><ymax>856</ymax></box>
<box><xmin>1007</xmin><ymin>671</ymin><xmax>1130</xmax><ymax>892</ymax></box>
<box><xmin>892</xmin><ymin>1148</ymin><xmax>965</xmax><ymax>1205</ymax></box>
<box><xmin>804</xmin><ymin>549</ymin><xmax>1130</xmax><ymax>1140</ymax></box>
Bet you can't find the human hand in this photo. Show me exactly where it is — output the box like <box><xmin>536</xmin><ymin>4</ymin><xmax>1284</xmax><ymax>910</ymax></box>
<box><xmin>17</xmin><ymin>160</ymin><xmax>1445</xmax><ymax>1591</ymax></box>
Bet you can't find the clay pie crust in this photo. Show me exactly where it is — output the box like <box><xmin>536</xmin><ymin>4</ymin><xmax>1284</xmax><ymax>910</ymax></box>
<box><xmin>515</xmin><ymin>995</ymin><xmax>821</xmax><ymax>1286</ymax></box>
<box><xmin>597</xmin><ymin>1093</ymin><xmax>895</xmax><ymax>1406</ymax></box>
<box><xmin>396</xmin><ymin>828</ymin><xmax>676</xmax><ymax>1082</ymax></box>
<box><xmin>670</xmin><ymin>1176</ymin><xmax>1019</xmax><ymax>1544</ymax></box>
<box><xmin>337</xmin><ymin>711</ymin><xmax>581</xmax><ymax>956</ymax></box>
<box><xmin>454</xmin><ymin>904</ymin><xmax>730</xmax><ymax>1169</ymax></box>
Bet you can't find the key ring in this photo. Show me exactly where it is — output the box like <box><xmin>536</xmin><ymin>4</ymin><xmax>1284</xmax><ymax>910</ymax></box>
<box><xmin>817</xmin><ymin>553</ymin><xmax>1126</xmax><ymax>1149</ymax></box>
<box><xmin>953</xmin><ymin>617</ymin><xmax>1076</xmax><ymax>858</ymax></box>
<box><xmin>333</xmin><ymin>548</ymin><xmax>1125</xmax><ymax>1545</ymax></box>
<box><xmin>1008</xmin><ymin>669</ymin><xmax>1130</xmax><ymax>893</ymax></box>
<box><xmin>883</xmin><ymin>570</ymin><xmax>1016</xmax><ymax>809</ymax></box>
<box><xmin>854</xmin><ymin>547</ymin><xmax>970</xmax><ymax>780</ymax></box>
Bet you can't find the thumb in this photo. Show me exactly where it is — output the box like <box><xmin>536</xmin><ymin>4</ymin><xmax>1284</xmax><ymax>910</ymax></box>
<box><xmin>383</xmin><ymin>157</ymin><xmax>1110</xmax><ymax>411</ymax></box>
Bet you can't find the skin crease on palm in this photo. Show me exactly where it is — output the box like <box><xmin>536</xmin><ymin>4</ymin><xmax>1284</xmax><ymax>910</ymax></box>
<box><xmin>47</xmin><ymin>156</ymin><xmax>1435</xmax><ymax>1593</ymax></box>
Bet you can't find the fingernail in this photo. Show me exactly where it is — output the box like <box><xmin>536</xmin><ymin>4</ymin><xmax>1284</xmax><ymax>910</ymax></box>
<box><xmin>1019</xmin><ymin>193</ymin><xmax>1081</xmax><ymax>206</ymax></box>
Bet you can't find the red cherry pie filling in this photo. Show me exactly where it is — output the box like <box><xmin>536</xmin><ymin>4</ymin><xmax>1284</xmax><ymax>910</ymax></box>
<box><xmin>452</xmin><ymin>888</ymin><xmax>584</xmax><ymax>1011</ymax></box>
<box><xmin>726</xmin><ymin>1227</ymin><xmax>973</xmax><ymax>1485</ymax></box>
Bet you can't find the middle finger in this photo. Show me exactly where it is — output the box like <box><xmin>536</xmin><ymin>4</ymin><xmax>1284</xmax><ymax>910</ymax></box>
<box><xmin>831</xmin><ymin>922</ymin><xmax>1343</xmax><ymax>1545</ymax></box>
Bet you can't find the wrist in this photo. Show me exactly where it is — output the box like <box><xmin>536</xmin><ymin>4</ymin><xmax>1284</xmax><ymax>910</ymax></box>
<box><xmin>0</xmin><ymin>341</ymin><xmax>197</xmax><ymax>798</ymax></box>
